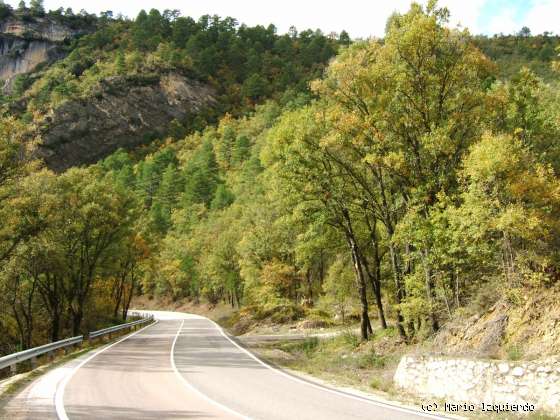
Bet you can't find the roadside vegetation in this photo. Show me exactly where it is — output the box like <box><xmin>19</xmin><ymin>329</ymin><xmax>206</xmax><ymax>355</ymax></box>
<box><xmin>255</xmin><ymin>329</ymin><xmax>403</xmax><ymax>394</ymax></box>
<box><xmin>120</xmin><ymin>0</ymin><xmax>560</xmax><ymax>352</ymax></box>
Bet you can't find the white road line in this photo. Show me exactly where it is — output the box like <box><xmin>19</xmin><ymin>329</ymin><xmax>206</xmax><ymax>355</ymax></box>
<box><xmin>170</xmin><ymin>319</ymin><xmax>249</xmax><ymax>420</ymax></box>
<box><xmin>54</xmin><ymin>320</ymin><xmax>159</xmax><ymax>420</ymax></box>
<box><xmin>205</xmin><ymin>317</ymin><xmax>446</xmax><ymax>420</ymax></box>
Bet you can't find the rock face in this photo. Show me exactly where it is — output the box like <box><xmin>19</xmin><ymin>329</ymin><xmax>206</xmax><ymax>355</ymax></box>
<box><xmin>0</xmin><ymin>36</ymin><xmax>63</xmax><ymax>85</ymax></box>
<box><xmin>1</xmin><ymin>16</ymin><xmax>216</xmax><ymax>170</ymax></box>
<box><xmin>0</xmin><ymin>16</ymin><xmax>92</xmax><ymax>91</ymax></box>
<box><xmin>37</xmin><ymin>73</ymin><xmax>216</xmax><ymax>171</ymax></box>
<box><xmin>0</xmin><ymin>16</ymin><xmax>87</xmax><ymax>42</ymax></box>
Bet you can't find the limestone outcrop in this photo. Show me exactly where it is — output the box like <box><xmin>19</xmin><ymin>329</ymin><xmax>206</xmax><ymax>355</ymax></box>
<box><xmin>0</xmin><ymin>15</ymin><xmax>92</xmax><ymax>92</ymax></box>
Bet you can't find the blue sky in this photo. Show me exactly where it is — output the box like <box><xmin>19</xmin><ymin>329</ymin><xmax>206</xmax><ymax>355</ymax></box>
<box><xmin>479</xmin><ymin>0</ymin><xmax>528</xmax><ymax>32</ymax></box>
<box><xmin>476</xmin><ymin>0</ymin><xmax>553</xmax><ymax>35</ymax></box>
<box><xmin>5</xmin><ymin>1</ymin><xmax>559</xmax><ymax>37</ymax></box>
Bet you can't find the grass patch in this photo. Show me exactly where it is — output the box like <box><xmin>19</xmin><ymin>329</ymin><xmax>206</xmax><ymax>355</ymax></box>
<box><xmin>355</xmin><ymin>350</ymin><xmax>389</xmax><ymax>369</ymax></box>
<box><xmin>369</xmin><ymin>377</ymin><xmax>392</xmax><ymax>393</ymax></box>
<box><xmin>506</xmin><ymin>344</ymin><xmax>524</xmax><ymax>361</ymax></box>
<box><xmin>253</xmin><ymin>328</ymin><xmax>404</xmax><ymax>399</ymax></box>
<box><xmin>340</xmin><ymin>330</ymin><xmax>361</xmax><ymax>348</ymax></box>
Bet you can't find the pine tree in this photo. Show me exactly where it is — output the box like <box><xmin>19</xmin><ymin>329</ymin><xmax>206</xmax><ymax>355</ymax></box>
<box><xmin>183</xmin><ymin>140</ymin><xmax>220</xmax><ymax>207</ymax></box>
<box><xmin>0</xmin><ymin>1</ymin><xmax>11</xmax><ymax>18</ymax></box>
<box><xmin>29</xmin><ymin>0</ymin><xmax>44</xmax><ymax>16</ymax></box>
<box><xmin>115</xmin><ymin>165</ymin><xmax>135</xmax><ymax>190</ymax></box>
<box><xmin>210</xmin><ymin>184</ymin><xmax>235</xmax><ymax>210</ymax></box>
<box><xmin>115</xmin><ymin>49</ymin><xmax>126</xmax><ymax>75</ymax></box>
<box><xmin>150</xmin><ymin>201</ymin><xmax>171</xmax><ymax>234</ymax></box>
<box><xmin>157</xmin><ymin>164</ymin><xmax>183</xmax><ymax>207</ymax></box>
<box><xmin>136</xmin><ymin>161</ymin><xmax>158</xmax><ymax>208</ymax></box>
<box><xmin>232</xmin><ymin>135</ymin><xmax>251</xmax><ymax>165</ymax></box>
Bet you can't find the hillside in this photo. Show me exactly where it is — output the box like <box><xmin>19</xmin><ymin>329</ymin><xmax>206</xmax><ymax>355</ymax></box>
<box><xmin>2</xmin><ymin>6</ymin><xmax>558</xmax><ymax>170</ymax></box>
<box><xmin>474</xmin><ymin>31</ymin><xmax>560</xmax><ymax>81</ymax></box>
<box><xmin>1</xmin><ymin>0</ymin><xmax>560</xmax><ymax>370</ymax></box>
<box><xmin>1</xmin><ymin>5</ymin><xmax>344</xmax><ymax>169</ymax></box>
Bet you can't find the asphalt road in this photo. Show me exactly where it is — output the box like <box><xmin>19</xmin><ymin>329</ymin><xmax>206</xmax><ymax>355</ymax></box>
<box><xmin>2</xmin><ymin>310</ymin><xmax>444</xmax><ymax>420</ymax></box>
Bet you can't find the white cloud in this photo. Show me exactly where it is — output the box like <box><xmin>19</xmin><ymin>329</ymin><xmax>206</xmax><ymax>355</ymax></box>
<box><xmin>439</xmin><ymin>0</ymin><xmax>487</xmax><ymax>33</ymax></box>
<box><xmin>524</xmin><ymin>0</ymin><xmax>560</xmax><ymax>35</ymax></box>
<box><xmin>484</xmin><ymin>7</ymin><xmax>518</xmax><ymax>35</ymax></box>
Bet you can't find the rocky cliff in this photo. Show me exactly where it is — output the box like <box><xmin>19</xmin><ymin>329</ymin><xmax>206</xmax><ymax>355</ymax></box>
<box><xmin>0</xmin><ymin>15</ymin><xmax>92</xmax><ymax>92</ymax></box>
<box><xmin>37</xmin><ymin>73</ymin><xmax>216</xmax><ymax>171</ymax></box>
<box><xmin>1</xmin><ymin>15</ymin><xmax>217</xmax><ymax>171</ymax></box>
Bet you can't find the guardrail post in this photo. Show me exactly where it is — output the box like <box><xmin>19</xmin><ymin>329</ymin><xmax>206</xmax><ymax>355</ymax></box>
<box><xmin>30</xmin><ymin>356</ymin><xmax>38</xmax><ymax>370</ymax></box>
<box><xmin>9</xmin><ymin>364</ymin><xmax>16</xmax><ymax>376</ymax></box>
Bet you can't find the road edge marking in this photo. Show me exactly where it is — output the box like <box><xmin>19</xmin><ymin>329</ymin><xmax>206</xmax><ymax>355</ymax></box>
<box><xmin>205</xmin><ymin>318</ymin><xmax>447</xmax><ymax>420</ymax></box>
<box><xmin>170</xmin><ymin>319</ymin><xmax>249</xmax><ymax>420</ymax></box>
<box><xmin>54</xmin><ymin>320</ymin><xmax>159</xmax><ymax>420</ymax></box>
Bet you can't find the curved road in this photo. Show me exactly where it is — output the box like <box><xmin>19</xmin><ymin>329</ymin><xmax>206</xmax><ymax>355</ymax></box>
<box><xmin>2</xmin><ymin>311</ymin><xmax>444</xmax><ymax>420</ymax></box>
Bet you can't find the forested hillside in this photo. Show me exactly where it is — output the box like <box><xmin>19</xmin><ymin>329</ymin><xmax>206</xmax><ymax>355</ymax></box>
<box><xmin>1</xmin><ymin>0</ymin><xmax>560</xmax><ymax>358</ymax></box>
<box><xmin>0</xmin><ymin>1</ymin><xmax>344</xmax><ymax>170</ymax></box>
<box><xmin>475</xmin><ymin>30</ymin><xmax>560</xmax><ymax>81</ymax></box>
<box><xmin>0</xmin><ymin>0</ymin><xmax>344</xmax><ymax>355</ymax></box>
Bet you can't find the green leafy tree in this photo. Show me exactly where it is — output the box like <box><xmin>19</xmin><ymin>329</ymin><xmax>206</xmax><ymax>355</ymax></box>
<box><xmin>50</xmin><ymin>168</ymin><xmax>137</xmax><ymax>334</ymax></box>
<box><xmin>311</xmin><ymin>0</ymin><xmax>494</xmax><ymax>334</ymax></box>
<box><xmin>321</xmin><ymin>255</ymin><xmax>356</xmax><ymax>324</ymax></box>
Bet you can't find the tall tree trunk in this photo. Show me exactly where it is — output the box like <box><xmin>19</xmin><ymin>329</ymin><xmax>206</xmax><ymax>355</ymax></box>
<box><xmin>122</xmin><ymin>281</ymin><xmax>135</xmax><ymax>321</ymax></box>
<box><xmin>362</xmin><ymin>215</ymin><xmax>388</xmax><ymax>329</ymax></box>
<box><xmin>422</xmin><ymin>248</ymin><xmax>439</xmax><ymax>333</ymax></box>
<box><xmin>232</xmin><ymin>287</ymin><xmax>239</xmax><ymax>309</ymax></box>
<box><xmin>306</xmin><ymin>268</ymin><xmax>313</xmax><ymax>305</ymax></box>
<box><xmin>319</xmin><ymin>250</ymin><xmax>325</xmax><ymax>286</ymax></box>
<box><xmin>358</xmin><ymin>251</ymin><xmax>387</xmax><ymax>330</ymax></box>
<box><xmin>51</xmin><ymin>307</ymin><xmax>61</xmax><ymax>342</ymax></box>
<box><xmin>372</xmin><ymin>276</ymin><xmax>387</xmax><ymax>329</ymax></box>
<box><xmin>388</xmin><ymin>241</ymin><xmax>408</xmax><ymax>342</ymax></box>
<box><xmin>403</xmin><ymin>244</ymin><xmax>416</xmax><ymax>337</ymax></box>
<box><xmin>113</xmin><ymin>274</ymin><xmax>125</xmax><ymax>319</ymax></box>
<box><xmin>38</xmin><ymin>275</ymin><xmax>63</xmax><ymax>342</ymax></box>
<box><xmin>374</xmin><ymin>168</ymin><xmax>407</xmax><ymax>341</ymax></box>
<box><xmin>71</xmin><ymin>308</ymin><xmax>83</xmax><ymax>336</ymax></box>
<box><xmin>342</xmin><ymin>208</ymin><xmax>371</xmax><ymax>341</ymax></box>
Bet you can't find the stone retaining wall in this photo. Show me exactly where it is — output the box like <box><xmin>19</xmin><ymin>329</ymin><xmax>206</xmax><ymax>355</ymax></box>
<box><xmin>394</xmin><ymin>355</ymin><xmax>560</xmax><ymax>414</ymax></box>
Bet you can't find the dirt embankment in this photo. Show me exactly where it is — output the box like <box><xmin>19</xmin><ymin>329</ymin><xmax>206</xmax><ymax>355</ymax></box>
<box><xmin>432</xmin><ymin>285</ymin><xmax>560</xmax><ymax>359</ymax></box>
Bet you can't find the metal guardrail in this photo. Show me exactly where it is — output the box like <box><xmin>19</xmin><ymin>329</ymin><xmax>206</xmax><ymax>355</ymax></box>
<box><xmin>0</xmin><ymin>335</ymin><xmax>83</xmax><ymax>373</ymax></box>
<box><xmin>0</xmin><ymin>313</ymin><xmax>154</xmax><ymax>375</ymax></box>
<box><xmin>89</xmin><ymin>316</ymin><xmax>153</xmax><ymax>339</ymax></box>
